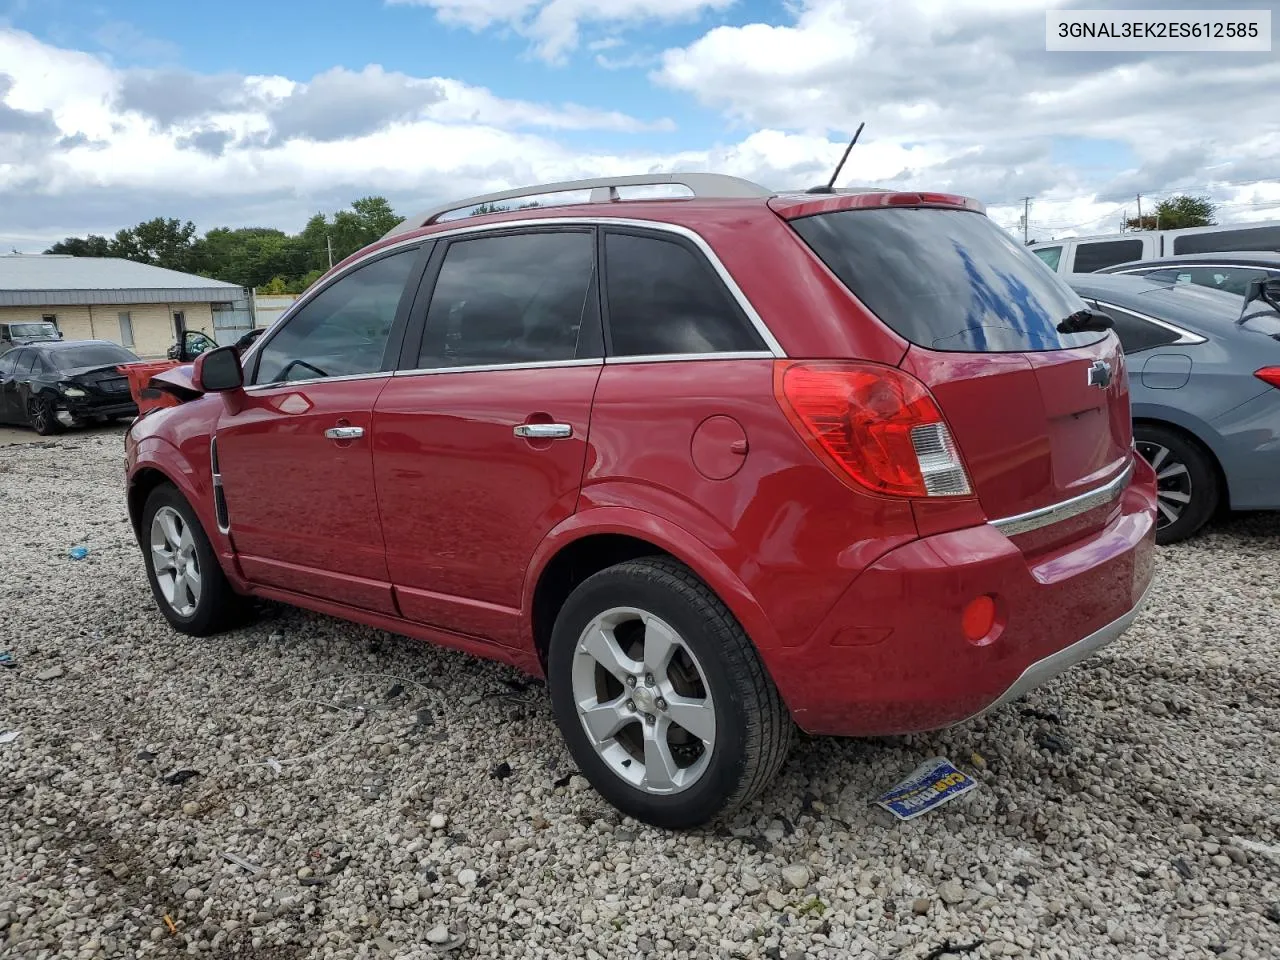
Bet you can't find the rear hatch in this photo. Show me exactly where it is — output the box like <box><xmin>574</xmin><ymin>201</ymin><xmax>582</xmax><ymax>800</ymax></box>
<box><xmin>787</xmin><ymin>202</ymin><xmax>1132</xmax><ymax>527</ymax></box>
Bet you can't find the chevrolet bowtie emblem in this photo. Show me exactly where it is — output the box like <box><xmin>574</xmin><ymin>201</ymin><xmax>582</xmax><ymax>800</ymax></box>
<box><xmin>1087</xmin><ymin>359</ymin><xmax>1113</xmax><ymax>388</ymax></box>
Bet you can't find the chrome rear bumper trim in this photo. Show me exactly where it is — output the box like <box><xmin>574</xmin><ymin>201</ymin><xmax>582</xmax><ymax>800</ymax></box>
<box><xmin>989</xmin><ymin>460</ymin><xmax>1134</xmax><ymax>537</ymax></box>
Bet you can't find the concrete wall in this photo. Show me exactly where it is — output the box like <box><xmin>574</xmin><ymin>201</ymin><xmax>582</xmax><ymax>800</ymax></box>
<box><xmin>0</xmin><ymin>302</ymin><xmax>217</xmax><ymax>359</ymax></box>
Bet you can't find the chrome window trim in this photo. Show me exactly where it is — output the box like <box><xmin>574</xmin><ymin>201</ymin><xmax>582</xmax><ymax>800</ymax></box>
<box><xmin>394</xmin><ymin>358</ymin><xmax>601</xmax><ymax>378</ymax></box>
<box><xmin>1085</xmin><ymin>299</ymin><xmax>1207</xmax><ymax>346</ymax></box>
<box><xmin>244</xmin><ymin>370</ymin><xmax>391</xmax><ymax>393</ymax></box>
<box><xmin>238</xmin><ymin>216</ymin><xmax>788</xmax><ymax>374</ymax></box>
<box><xmin>989</xmin><ymin>461</ymin><xmax>1134</xmax><ymax>537</ymax></box>
<box><xmin>1110</xmin><ymin>263</ymin><xmax>1280</xmax><ymax>276</ymax></box>
<box><xmin>605</xmin><ymin>351</ymin><xmax>775</xmax><ymax>365</ymax></box>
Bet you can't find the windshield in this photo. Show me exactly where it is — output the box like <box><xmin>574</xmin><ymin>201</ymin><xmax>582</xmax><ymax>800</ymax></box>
<box><xmin>12</xmin><ymin>322</ymin><xmax>58</xmax><ymax>338</ymax></box>
<box><xmin>53</xmin><ymin>344</ymin><xmax>140</xmax><ymax>370</ymax></box>
<box><xmin>791</xmin><ymin>207</ymin><xmax>1105</xmax><ymax>353</ymax></box>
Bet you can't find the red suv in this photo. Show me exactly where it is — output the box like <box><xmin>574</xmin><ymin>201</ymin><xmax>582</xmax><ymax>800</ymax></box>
<box><xmin>125</xmin><ymin>174</ymin><xmax>1158</xmax><ymax>828</ymax></box>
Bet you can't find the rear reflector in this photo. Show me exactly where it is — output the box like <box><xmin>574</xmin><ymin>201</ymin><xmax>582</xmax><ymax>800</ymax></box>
<box><xmin>1255</xmin><ymin>367</ymin><xmax>1280</xmax><ymax>389</ymax></box>
<box><xmin>773</xmin><ymin>360</ymin><xmax>972</xmax><ymax>498</ymax></box>
<box><xmin>961</xmin><ymin>595</ymin><xmax>997</xmax><ymax>643</ymax></box>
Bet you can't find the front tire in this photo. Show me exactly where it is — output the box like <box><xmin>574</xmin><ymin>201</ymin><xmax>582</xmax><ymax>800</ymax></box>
<box><xmin>141</xmin><ymin>484</ymin><xmax>247</xmax><ymax>635</ymax></box>
<box><xmin>547</xmin><ymin>557</ymin><xmax>792</xmax><ymax>829</ymax></box>
<box><xmin>1134</xmin><ymin>424</ymin><xmax>1219</xmax><ymax>545</ymax></box>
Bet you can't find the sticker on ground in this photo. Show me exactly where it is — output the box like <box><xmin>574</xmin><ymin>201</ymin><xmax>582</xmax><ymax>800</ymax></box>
<box><xmin>875</xmin><ymin>756</ymin><xmax>978</xmax><ymax>821</ymax></box>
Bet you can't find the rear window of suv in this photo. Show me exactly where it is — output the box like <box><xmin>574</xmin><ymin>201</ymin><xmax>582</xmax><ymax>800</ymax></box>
<box><xmin>791</xmin><ymin>207</ymin><xmax>1107</xmax><ymax>353</ymax></box>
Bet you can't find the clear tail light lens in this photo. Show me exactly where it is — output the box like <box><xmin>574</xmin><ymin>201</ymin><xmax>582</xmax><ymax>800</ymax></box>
<box><xmin>773</xmin><ymin>360</ymin><xmax>972</xmax><ymax>498</ymax></box>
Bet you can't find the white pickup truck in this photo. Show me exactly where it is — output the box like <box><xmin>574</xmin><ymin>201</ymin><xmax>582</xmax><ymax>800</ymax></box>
<box><xmin>1028</xmin><ymin>219</ymin><xmax>1280</xmax><ymax>274</ymax></box>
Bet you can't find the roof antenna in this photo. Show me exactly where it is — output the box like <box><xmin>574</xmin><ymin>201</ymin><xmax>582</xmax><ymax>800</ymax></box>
<box><xmin>807</xmin><ymin>122</ymin><xmax>865</xmax><ymax>195</ymax></box>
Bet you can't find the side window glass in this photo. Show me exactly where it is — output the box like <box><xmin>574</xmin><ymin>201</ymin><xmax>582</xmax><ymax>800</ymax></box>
<box><xmin>1184</xmin><ymin>266</ymin><xmax>1268</xmax><ymax>297</ymax></box>
<box><xmin>1073</xmin><ymin>240</ymin><xmax>1145</xmax><ymax>273</ymax></box>
<box><xmin>1033</xmin><ymin>246</ymin><xmax>1062</xmax><ymax>271</ymax></box>
<box><xmin>604</xmin><ymin>232</ymin><xmax>765</xmax><ymax>356</ymax></box>
<box><xmin>1090</xmin><ymin>303</ymin><xmax>1180</xmax><ymax>355</ymax></box>
<box><xmin>0</xmin><ymin>351</ymin><xmax>18</xmax><ymax>375</ymax></box>
<box><xmin>14</xmin><ymin>351</ymin><xmax>36</xmax><ymax>375</ymax></box>
<box><xmin>417</xmin><ymin>231</ymin><xmax>595</xmax><ymax>368</ymax></box>
<box><xmin>254</xmin><ymin>248</ymin><xmax>419</xmax><ymax>385</ymax></box>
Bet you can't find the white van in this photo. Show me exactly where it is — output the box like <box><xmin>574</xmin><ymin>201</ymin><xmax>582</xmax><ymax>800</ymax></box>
<box><xmin>1028</xmin><ymin>219</ymin><xmax>1280</xmax><ymax>274</ymax></box>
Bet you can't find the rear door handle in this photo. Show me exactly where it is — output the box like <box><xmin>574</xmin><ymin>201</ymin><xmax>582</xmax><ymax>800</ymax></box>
<box><xmin>325</xmin><ymin>426</ymin><xmax>365</xmax><ymax>440</ymax></box>
<box><xmin>514</xmin><ymin>423</ymin><xmax>572</xmax><ymax>440</ymax></box>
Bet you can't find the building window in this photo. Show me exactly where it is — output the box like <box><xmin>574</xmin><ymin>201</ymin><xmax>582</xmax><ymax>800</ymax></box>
<box><xmin>173</xmin><ymin>310</ymin><xmax>186</xmax><ymax>337</ymax></box>
<box><xmin>41</xmin><ymin>313</ymin><xmax>58</xmax><ymax>330</ymax></box>
<box><xmin>118</xmin><ymin>311</ymin><xmax>135</xmax><ymax>348</ymax></box>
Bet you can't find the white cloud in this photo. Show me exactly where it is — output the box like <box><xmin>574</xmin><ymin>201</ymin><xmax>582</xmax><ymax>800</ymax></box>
<box><xmin>389</xmin><ymin>0</ymin><xmax>735</xmax><ymax>63</ymax></box>
<box><xmin>651</xmin><ymin>0</ymin><xmax>1280</xmax><ymax>237</ymax></box>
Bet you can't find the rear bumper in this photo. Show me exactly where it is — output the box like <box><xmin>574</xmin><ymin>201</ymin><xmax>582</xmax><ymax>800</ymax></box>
<box><xmin>57</xmin><ymin>396</ymin><xmax>139</xmax><ymax>423</ymax></box>
<box><xmin>766</xmin><ymin>465</ymin><xmax>1158</xmax><ymax>736</ymax></box>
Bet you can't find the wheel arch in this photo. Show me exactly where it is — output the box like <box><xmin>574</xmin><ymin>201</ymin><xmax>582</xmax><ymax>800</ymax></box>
<box><xmin>1132</xmin><ymin>414</ymin><xmax>1230</xmax><ymax>512</ymax></box>
<box><xmin>525</xmin><ymin>508</ymin><xmax>782</xmax><ymax>672</ymax></box>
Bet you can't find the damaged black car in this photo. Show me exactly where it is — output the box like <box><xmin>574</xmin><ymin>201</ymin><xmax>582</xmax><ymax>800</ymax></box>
<box><xmin>0</xmin><ymin>339</ymin><xmax>141</xmax><ymax>435</ymax></box>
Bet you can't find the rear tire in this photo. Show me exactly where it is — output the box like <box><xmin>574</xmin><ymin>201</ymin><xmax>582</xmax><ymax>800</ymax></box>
<box><xmin>141</xmin><ymin>483</ymin><xmax>249</xmax><ymax>635</ymax></box>
<box><xmin>27</xmin><ymin>395</ymin><xmax>61</xmax><ymax>436</ymax></box>
<box><xmin>547</xmin><ymin>557</ymin><xmax>792</xmax><ymax>829</ymax></box>
<box><xmin>1134</xmin><ymin>423</ymin><xmax>1218</xmax><ymax>545</ymax></box>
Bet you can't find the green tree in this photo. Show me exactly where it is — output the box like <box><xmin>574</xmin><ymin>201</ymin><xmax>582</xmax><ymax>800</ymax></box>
<box><xmin>109</xmin><ymin>217</ymin><xmax>200</xmax><ymax>271</ymax></box>
<box><xmin>1126</xmin><ymin>195</ymin><xmax>1217</xmax><ymax>232</ymax></box>
<box><xmin>46</xmin><ymin>235</ymin><xmax>112</xmax><ymax>257</ymax></box>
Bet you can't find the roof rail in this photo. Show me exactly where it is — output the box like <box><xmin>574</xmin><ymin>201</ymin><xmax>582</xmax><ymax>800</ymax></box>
<box><xmin>384</xmin><ymin>173</ymin><xmax>774</xmax><ymax>239</ymax></box>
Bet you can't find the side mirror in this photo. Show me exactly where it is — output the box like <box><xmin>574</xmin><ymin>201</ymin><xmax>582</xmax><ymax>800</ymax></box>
<box><xmin>192</xmin><ymin>345</ymin><xmax>244</xmax><ymax>393</ymax></box>
<box><xmin>1239</xmin><ymin>277</ymin><xmax>1280</xmax><ymax>323</ymax></box>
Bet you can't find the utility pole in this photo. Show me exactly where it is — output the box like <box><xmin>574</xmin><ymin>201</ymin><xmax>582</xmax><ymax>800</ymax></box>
<box><xmin>1136</xmin><ymin>193</ymin><xmax>1143</xmax><ymax>230</ymax></box>
<box><xmin>326</xmin><ymin>234</ymin><xmax>334</xmax><ymax>270</ymax></box>
<box><xmin>1022</xmin><ymin>197</ymin><xmax>1032</xmax><ymax>244</ymax></box>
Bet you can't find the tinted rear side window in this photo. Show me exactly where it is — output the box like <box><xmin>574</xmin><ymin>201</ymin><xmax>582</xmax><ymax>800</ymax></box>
<box><xmin>1073</xmin><ymin>239</ymin><xmax>1145</xmax><ymax>273</ymax></box>
<box><xmin>603</xmin><ymin>231</ymin><xmax>766</xmax><ymax>357</ymax></box>
<box><xmin>1083</xmin><ymin>302</ymin><xmax>1181</xmax><ymax>354</ymax></box>
<box><xmin>791</xmin><ymin>208</ymin><xmax>1103</xmax><ymax>353</ymax></box>
<box><xmin>1173</xmin><ymin>226</ymin><xmax>1280</xmax><ymax>255</ymax></box>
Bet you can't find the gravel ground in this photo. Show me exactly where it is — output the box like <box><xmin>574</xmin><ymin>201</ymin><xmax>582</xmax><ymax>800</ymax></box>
<box><xmin>2</xmin><ymin>428</ymin><xmax>1278</xmax><ymax>960</ymax></box>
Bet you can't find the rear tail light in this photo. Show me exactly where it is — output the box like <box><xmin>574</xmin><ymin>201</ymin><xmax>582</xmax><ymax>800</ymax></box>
<box><xmin>1255</xmin><ymin>367</ymin><xmax>1280</xmax><ymax>388</ymax></box>
<box><xmin>773</xmin><ymin>360</ymin><xmax>972</xmax><ymax>498</ymax></box>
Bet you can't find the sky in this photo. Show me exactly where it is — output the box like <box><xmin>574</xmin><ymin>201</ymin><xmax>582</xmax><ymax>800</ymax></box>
<box><xmin>1</xmin><ymin>0</ymin><xmax>1278</xmax><ymax>252</ymax></box>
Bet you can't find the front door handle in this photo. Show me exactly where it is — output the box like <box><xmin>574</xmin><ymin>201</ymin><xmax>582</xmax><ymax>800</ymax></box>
<box><xmin>325</xmin><ymin>426</ymin><xmax>365</xmax><ymax>440</ymax></box>
<box><xmin>514</xmin><ymin>423</ymin><xmax>572</xmax><ymax>440</ymax></box>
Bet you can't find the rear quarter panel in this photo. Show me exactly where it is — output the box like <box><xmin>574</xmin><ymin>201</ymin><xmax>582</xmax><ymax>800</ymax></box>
<box><xmin>577</xmin><ymin>359</ymin><xmax>919</xmax><ymax>651</ymax></box>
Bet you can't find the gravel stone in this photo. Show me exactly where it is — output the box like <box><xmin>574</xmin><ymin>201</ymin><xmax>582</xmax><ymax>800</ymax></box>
<box><xmin>1</xmin><ymin>429</ymin><xmax>1277</xmax><ymax>960</ymax></box>
<box><xmin>781</xmin><ymin>863</ymin><xmax>811</xmax><ymax>890</ymax></box>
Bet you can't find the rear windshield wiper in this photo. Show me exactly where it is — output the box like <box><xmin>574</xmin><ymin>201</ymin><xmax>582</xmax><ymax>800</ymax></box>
<box><xmin>1057</xmin><ymin>308</ymin><xmax>1114</xmax><ymax>334</ymax></box>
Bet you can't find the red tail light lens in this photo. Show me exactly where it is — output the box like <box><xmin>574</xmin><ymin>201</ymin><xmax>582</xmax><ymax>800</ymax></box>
<box><xmin>773</xmin><ymin>360</ymin><xmax>972</xmax><ymax>498</ymax></box>
<box><xmin>1256</xmin><ymin>367</ymin><xmax>1280</xmax><ymax>389</ymax></box>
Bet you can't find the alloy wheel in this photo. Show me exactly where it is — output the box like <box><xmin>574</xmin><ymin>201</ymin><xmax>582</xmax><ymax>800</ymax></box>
<box><xmin>571</xmin><ymin>607</ymin><xmax>716</xmax><ymax>795</ymax></box>
<box><xmin>150</xmin><ymin>505</ymin><xmax>201</xmax><ymax>617</ymax></box>
<box><xmin>28</xmin><ymin>399</ymin><xmax>48</xmax><ymax>434</ymax></box>
<box><xmin>1136</xmin><ymin>440</ymin><xmax>1193</xmax><ymax>530</ymax></box>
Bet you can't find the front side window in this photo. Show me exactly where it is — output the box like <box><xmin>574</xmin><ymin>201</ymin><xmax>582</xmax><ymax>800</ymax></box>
<box><xmin>417</xmin><ymin>231</ymin><xmax>595</xmax><ymax>368</ymax></box>
<box><xmin>1033</xmin><ymin>246</ymin><xmax>1062</xmax><ymax>271</ymax></box>
<box><xmin>1072</xmin><ymin>239</ymin><xmax>1144</xmax><ymax>273</ymax></box>
<box><xmin>255</xmin><ymin>248</ymin><xmax>419</xmax><ymax>384</ymax></box>
<box><xmin>13</xmin><ymin>350</ymin><xmax>36</xmax><ymax>375</ymax></box>
<box><xmin>0</xmin><ymin>351</ymin><xmax>16</xmax><ymax>375</ymax></box>
<box><xmin>1147</xmin><ymin>265</ymin><xmax>1275</xmax><ymax>298</ymax></box>
<box><xmin>604</xmin><ymin>231</ymin><xmax>765</xmax><ymax>357</ymax></box>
